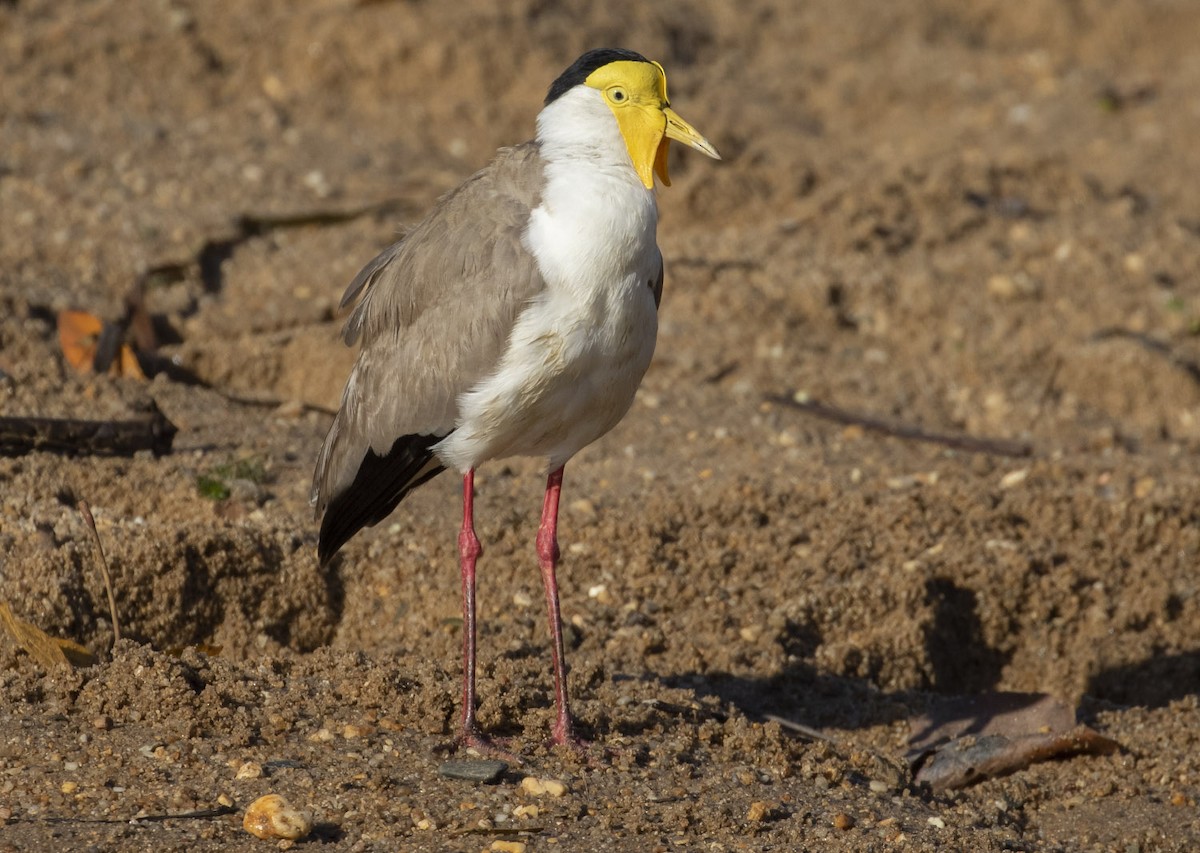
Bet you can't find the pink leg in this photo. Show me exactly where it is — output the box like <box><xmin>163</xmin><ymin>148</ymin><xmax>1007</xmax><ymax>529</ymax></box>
<box><xmin>536</xmin><ymin>466</ymin><xmax>584</xmax><ymax>747</ymax></box>
<box><xmin>458</xmin><ymin>468</ymin><xmax>488</xmax><ymax>748</ymax></box>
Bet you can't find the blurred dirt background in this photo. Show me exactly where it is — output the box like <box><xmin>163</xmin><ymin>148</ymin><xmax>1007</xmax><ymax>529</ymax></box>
<box><xmin>3</xmin><ymin>0</ymin><xmax>1200</xmax><ymax>849</ymax></box>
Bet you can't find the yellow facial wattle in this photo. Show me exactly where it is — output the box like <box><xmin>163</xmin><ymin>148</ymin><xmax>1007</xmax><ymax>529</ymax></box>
<box><xmin>585</xmin><ymin>59</ymin><xmax>720</xmax><ymax>189</ymax></box>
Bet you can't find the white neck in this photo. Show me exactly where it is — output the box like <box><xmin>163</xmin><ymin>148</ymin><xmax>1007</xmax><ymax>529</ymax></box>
<box><xmin>536</xmin><ymin>87</ymin><xmax>647</xmax><ymax>188</ymax></box>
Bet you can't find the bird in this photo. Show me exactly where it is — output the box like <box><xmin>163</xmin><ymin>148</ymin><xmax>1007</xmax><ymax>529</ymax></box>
<box><xmin>311</xmin><ymin>48</ymin><xmax>720</xmax><ymax>753</ymax></box>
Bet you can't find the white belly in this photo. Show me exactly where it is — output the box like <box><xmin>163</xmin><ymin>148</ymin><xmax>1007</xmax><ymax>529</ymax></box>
<box><xmin>435</xmin><ymin>159</ymin><xmax>661</xmax><ymax>473</ymax></box>
<box><xmin>434</xmin><ymin>272</ymin><xmax>658</xmax><ymax>472</ymax></box>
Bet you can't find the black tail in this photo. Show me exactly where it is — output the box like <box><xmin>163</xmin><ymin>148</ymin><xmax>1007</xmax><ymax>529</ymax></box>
<box><xmin>317</xmin><ymin>433</ymin><xmax>447</xmax><ymax>565</ymax></box>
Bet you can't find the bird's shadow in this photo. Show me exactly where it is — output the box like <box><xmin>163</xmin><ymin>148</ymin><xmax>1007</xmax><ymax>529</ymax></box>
<box><xmin>611</xmin><ymin>574</ymin><xmax>1200</xmax><ymax>744</ymax></box>
<box><xmin>1086</xmin><ymin>650</ymin><xmax>1200</xmax><ymax>710</ymax></box>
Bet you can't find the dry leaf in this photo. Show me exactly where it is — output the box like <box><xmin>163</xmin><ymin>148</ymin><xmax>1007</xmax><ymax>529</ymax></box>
<box><xmin>908</xmin><ymin>692</ymin><xmax>1119</xmax><ymax>791</ymax></box>
<box><xmin>166</xmin><ymin>643</ymin><xmax>223</xmax><ymax>658</ymax></box>
<box><xmin>57</xmin><ymin>310</ymin><xmax>104</xmax><ymax>373</ymax></box>
<box><xmin>908</xmin><ymin>692</ymin><xmax>1074</xmax><ymax>755</ymax></box>
<box><xmin>913</xmin><ymin>727</ymin><xmax>1119</xmax><ymax>791</ymax></box>
<box><xmin>0</xmin><ymin>601</ymin><xmax>96</xmax><ymax>669</ymax></box>
<box><xmin>56</xmin><ymin>309</ymin><xmax>148</xmax><ymax>379</ymax></box>
<box><xmin>117</xmin><ymin>344</ymin><xmax>146</xmax><ymax>380</ymax></box>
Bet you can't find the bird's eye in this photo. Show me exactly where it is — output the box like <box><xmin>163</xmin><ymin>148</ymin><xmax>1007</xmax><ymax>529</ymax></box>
<box><xmin>608</xmin><ymin>87</ymin><xmax>628</xmax><ymax>104</ymax></box>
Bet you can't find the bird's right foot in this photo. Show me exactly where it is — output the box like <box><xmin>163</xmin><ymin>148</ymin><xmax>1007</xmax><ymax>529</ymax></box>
<box><xmin>458</xmin><ymin>726</ymin><xmax>522</xmax><ymax>764</ymax></box>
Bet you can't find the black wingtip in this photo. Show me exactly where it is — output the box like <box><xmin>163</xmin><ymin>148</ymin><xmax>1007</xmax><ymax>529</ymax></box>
<box><xmin>316</xmin><ymin>434</ymin><xmax>447</xmax><ymax>564</ymax></box>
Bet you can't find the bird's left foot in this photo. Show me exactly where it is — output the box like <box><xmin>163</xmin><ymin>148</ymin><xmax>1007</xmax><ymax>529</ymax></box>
<box><xmin>551</xmin><ymin>724</ymin><xmax>590</xmax><ymax>753</ymax></box>
<box><xmin>549</xmin><ymin>719</ymin><xmax>615</xmax><ymax>765</ymax></box>
<box><xmin>459</xmin><ymin>725</ymin><xmax>522</xmax><ymax>764</ymax></box>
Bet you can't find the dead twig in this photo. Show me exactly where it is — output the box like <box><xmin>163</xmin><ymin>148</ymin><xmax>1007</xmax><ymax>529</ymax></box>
<box><xmin>1090</xmin><ymin>327</ymin><xmax>1200</xmax><ymax>386</ymax></box>
<box><xmin>0</xmin><ymin>404</ymin><xmax>177</xmax><ymax>458</ymax></box>
<box><xmin>768</xmin><ymin>394</ymin><xmax>1033</xmax><ymax>458</ymax></box>
<box><xmin>14</xmin><ymin>805</ymin><xmax>237</xmax><ymax>825</ymax></box>
<box><xmin>764</xmin><ymin>713</ymin><xmax>839</xmax><ymax>743</ymax></box>
<box><xmin>78</xmin><ymin>500</ymin><xmax>121</xmax><ymax>647</ymax></box>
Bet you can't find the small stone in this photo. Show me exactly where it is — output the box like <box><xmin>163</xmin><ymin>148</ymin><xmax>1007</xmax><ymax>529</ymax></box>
<box><xmin>261</xmin><ymin>74</ymin><xmax>287</xmax><ymax>101</ymax></box>
<box><xmin>569</xmin><ymin>498</ymin><xmax>596</xmax><ymax>518</ymax></box>
<box><xmin>60</xmin><ymin>781</ymin><xmax>78</xmax><ymax>794</ymax></box>
<box><xmin>438</xmin><ymin>759</ymin><xmax>508</xmax><ymax>784</ymax></box>
<box><xmin>91</xmin><ymin>715</ymin><xmax>112</xmax><ymax>731</ymax></box>
<box><xmin>491</xmin><ymin>842</ymin><xmax>528</xmax><ymax>853</ymax></box>
<box><xmin>999</xmin><ymin>469</ymin><xmax>1028</xmax><ymax>489</ymax></box>
<box><xmin>1170</xmin><ymin>791</ymin><xmax>1188</xmax><ymax>807</ymax></box>
<box><xmin>513</xmin><ymin>804</ymin><xmax>540</xmax><ymax>819</ymax></box>
<box><xmin>342</xmin><ymin>723</ymin><xmax>368</xmax><ymax>739</ymax></box>
<box><xmin>415</xmin><ymin>817</ymin><xmax>435</xmax><ymax>831</ymax></box>
<box><xmin>868</xmin><ymin>779</ymin><xmax>888</xmax><ymax>793</ymax></box>
<box><xmin>235</xmin><ymin>761</ymin><xmax>263</xmax><ymax>780</ymax></box>
<box><xmin>242</xmin><ymin>794</ymin><xmax>312</xmax><ymax>841</ymax></box>
<box><xmin>833</xmin><ymin>812</ymin><xmax>855</xmax><ymax>830</ymax></box>
<box><xmin>927</xmin><ymin>816</ymin><xmax>946</xmax><ymax>829</ymax></box>
<box><xmin>218</xmin><ymin>794</ymin><xmax>234</xmax><ymax>808</ymax></box>
<box><xmin>1123</xmin><ymin>253</ymin><xmax>1146</xmax><ymax>274</ymax></box>
<box><xmin>987</xmin><ymin>274</ymin><xmax>1017</xmax><ymax>299</ymax></box>
<box><xmin>1133</xmin><ymin>477</ymin><xmax>1156</xmax><ymax>499</ymax></box>
<box><xmin>273</xmin><ymin>400</ymin><xmax>304</xmax><ymax>419</ymax></box>
<box><xmin>521</xmin><ymin>776</ymin><xmax>568</xmax><ymax>797</ymax></box>
<box><xmin>746</xmin><ymin>801</ymin><xmax>768</xmax><ymax>822</ymax></box>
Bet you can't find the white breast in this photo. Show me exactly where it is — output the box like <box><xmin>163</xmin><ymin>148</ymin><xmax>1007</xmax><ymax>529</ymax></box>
<box><xmin>434</xmin><ymin>89</ymin><xmax>662</xmax><ymax>473</ymax></box>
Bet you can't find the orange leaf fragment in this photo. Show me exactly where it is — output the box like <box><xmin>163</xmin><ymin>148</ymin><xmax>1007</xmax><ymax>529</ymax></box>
<box><xmin>57</xmin><ymin>310</ymin><xmax>104</xmax><ymax>373</ymax></box>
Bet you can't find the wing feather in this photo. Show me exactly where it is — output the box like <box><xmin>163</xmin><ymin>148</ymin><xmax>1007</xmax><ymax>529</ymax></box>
<box><xmin>311</xmin><ymin>142</ymin><xmax>548</xmax><ymax>552</ymax></box>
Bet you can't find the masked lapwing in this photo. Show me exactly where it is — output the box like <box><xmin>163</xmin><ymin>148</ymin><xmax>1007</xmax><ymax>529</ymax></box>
<box><xmin>312</xmin><ymin>48</ymin><xmax>720</xmax><ymax>753</ymax></box>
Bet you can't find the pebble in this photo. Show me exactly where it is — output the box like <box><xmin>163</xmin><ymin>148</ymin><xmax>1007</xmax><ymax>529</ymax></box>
<box><xmin>999</xmin><ymin>468</ymin><xmax>1028</xmax><ymax>489</ymax></box>
<box><xmin>833</xmin><ymin>812</ymin><xmax>855</xmax><ymax>830</ymax></box>
<box><xmin>513</xmin><ymin>804</ymin><xmax>540</xmax><ymax>819</ymax></box>
<box><xmin>521</xmin><ymin>776</ymin><xmax>568</xmax><ymax>797</ymax></box>
<box><xmin>490</xmin><ymin>842</ymin><xmax>528</xmax><ymax>853</ymax></box>
<box><xmin>746</xmin><ymin>801</ymin><xmax>768</xmax><ymax>821</ymax></box>
<box><xmin>588</xmin><ymin>584</ymin><xmax>613</xmax><ymax>604</ymax></box>
<box><xmin>438</xmin><ymin>759</ymin><xmax>509</xmax><ymax>784</ymax></box>
<box><xmin>235</xmin><ymin>761</ymin><xmax>263</xmax><ymax>780</ymax></box>
<box><xmin>868</xmin><ymin>779</ymin><xmax>888</xmax><ymax>793</ymax></box>
<box><xmin>242</xmin><ymin>794</ymin><xmax>312</xmax><ymax>841</ymax></box>
<box><xmin>927</xmin><ymin>816</ymin><xmax>946</xmax><ymax>829</ymax></box>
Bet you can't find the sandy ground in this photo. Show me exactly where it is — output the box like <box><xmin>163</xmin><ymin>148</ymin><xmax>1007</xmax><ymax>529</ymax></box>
<box><xmin>3</xmin><ymin>0</ymin><xmax>1200</xmax><ymax>849</ymax></box>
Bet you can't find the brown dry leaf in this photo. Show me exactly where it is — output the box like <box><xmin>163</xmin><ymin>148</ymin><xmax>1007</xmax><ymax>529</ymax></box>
<box><xmin>57</xmin><ymin>309</ymin><xmax>104</xmax><ymax>373</ymax></box>
<box><xmin>913</xmin><ymin>727</ymin><xmax>1119</xmax><ymax>791</ymax></box>
<box><xmin>165</xmin><ymin>643</ymin><xmax>223</xmax><ymax>658</ymax></box>
<box><xmin>908</xmin><ymin>692</ymin><xmax>1119</xmax><ymax>791</ymax></box>
<box><xmin>0</xmin><ymin>601</ymin><xmax>97</xmax><ymax>669</ymax></box>
<box><xmin>117</xmin><ymin>344</ymin><xmax>146</xmax><ymax>380</ymax></box>
<box><xmin>908</xmin><ymin>692</ymin><xmax>1074</xmax><ymax>754</ymax></box>
<box><xmin>57</xmin><ymin>308</ymin><xmax>148</xmax><ymax>379</ymax></box>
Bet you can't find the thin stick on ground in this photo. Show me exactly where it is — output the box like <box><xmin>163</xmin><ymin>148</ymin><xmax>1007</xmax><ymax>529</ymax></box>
<box><xmin>769</xmin><ymin>394</ymin><xmax>1034</xmax><ymax>458</ymax></box>
<box><xmin>764</xmin><ymin>713</ymin><xmax>839</xmax><ymax>743</ymax></box>
<box><xmin>78</xmin><ymin>500</ymin><xmax>121</xmax><ymax>647</ymax></box>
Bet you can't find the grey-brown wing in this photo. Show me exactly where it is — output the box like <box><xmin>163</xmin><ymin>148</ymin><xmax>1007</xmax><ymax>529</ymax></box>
<box><xmin>311</xmin><ymin>142</ymin><xmax>548</xmax><ymax>538</ymax></box>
